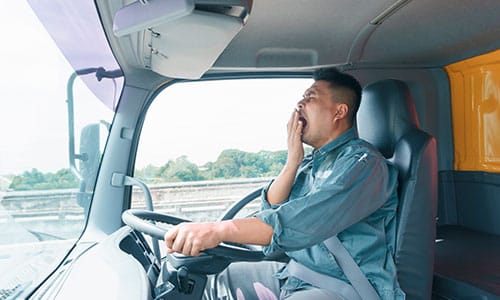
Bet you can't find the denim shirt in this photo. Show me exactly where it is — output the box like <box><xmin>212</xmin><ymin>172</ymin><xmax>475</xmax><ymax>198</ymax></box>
<box><xmin>255</xmin><ymin>127</ymin><xmax>405</xmax><ymax>299</ymax></box>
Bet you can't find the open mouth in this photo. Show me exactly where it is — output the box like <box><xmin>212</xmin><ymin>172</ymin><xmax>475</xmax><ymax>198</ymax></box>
<box><xmin>299</xmin><ymin>116</ymin><xmax>307</xmax><ymax>127</ymax></box>
<box><xmin>296</xmin><ymin>108</ymin><xmax>307</xmax><ymax>132</ymax></box>
<box><xmin>298</xmin><ymin>115</ymin><xmax>307</xmax><ymax>131</ymax></box>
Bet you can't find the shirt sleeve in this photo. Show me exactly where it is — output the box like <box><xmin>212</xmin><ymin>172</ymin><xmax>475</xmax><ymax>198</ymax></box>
<box><xmin>255</xmin><ymin>148</ymin><xmax>395</xmax><ymax>254</ymax></box>
<box><xmin>260</xmin><ymin>179</ymin><xmax>283</xmax><ymax>210</ymax></box>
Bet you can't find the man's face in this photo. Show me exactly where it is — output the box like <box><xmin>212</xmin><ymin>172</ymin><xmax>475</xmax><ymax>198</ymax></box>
<box><xmin>297</xmin><ymin>80</ymin><xmax>339</xmax><ymax>148</ymax></box>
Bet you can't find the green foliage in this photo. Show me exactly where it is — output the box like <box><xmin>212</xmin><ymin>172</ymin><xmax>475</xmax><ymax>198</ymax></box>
<box><xmin>9</xmin><ymin>168</ymin><xmax>79</xmax><ymax>191</ymax></box>
<box><xmin>8</xmin><ymin>149</ymin><xmax>291</xmax><ymax>190</ymax></box>
<box><xmin>136</xmin><ymin>149</ymin><xmax>288</xmax><ymax>183</ymax></box>
<box><xmin>201</xmin><ymin>149</ymin><xmax>287</xmax><ymax>180</ymax></box>
<box><xmin>158</xmin><ymin>156</ymin><xmax>205</xmax><ymax>182</ymax></box>
<box><xmin>134</xmin><ymin>164</ymin><xmax>161</xmax><ymax>182</ymax></box>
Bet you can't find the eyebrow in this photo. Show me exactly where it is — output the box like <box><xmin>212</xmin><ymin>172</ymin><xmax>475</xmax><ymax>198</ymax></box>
<box><xmin>304</xmin><ymin>87</ymin><xmax>318</xmax><ymax>97</ymax></box>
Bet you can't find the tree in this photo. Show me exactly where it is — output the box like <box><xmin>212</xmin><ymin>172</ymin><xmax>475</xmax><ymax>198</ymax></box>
<box><xmin>134</xmin><ymin>149</ymin><xmax>290</xmax><ymax>183</ymax></box>
<box><xmin>50</xmin><ymin>168</ymin><xmax>79</xmax><ymax>189</ymax></box>
<box><xmin>203</xmin><ymin>149</ymin><xmax>287</xmax><ymax>179</ymax></box>
<box><xmin>134</xmin><ymin>164</ymin><xmax>161</xmax><ymax>182</ymax></box>
<box><xmin>9</xmin><ymin>168</ymin><xmax>46</xmax><ymax>190</ymax></box>
<box><xmin>158</xmin><ymin>156</ymin><xmax>205</xmax><ymax>182</ymax></box>
<box><xmin>8</xmin><ymin>168</ymin><xmax>78</xmax><ymax>190</ymax></box>
<box><xmin>204</xmin><ymin>149</ymin><xmax>244</xmax><ymax>179</ymax></box>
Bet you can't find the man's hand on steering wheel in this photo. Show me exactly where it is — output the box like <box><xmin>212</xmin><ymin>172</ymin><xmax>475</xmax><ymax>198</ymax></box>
<box><xmin>165</xmin><ymin>222</ymin><xmax>225</xmax><ymax>256</ymax></box>
<box><xmin>122</xmin><ymin>186</ymin><xmax>279</xmax><ymax>264</ymax></box>
<box><xmin>165</xmin><ymin>217</ymin><xmax>273</xmax><ymax>257</ymax></box>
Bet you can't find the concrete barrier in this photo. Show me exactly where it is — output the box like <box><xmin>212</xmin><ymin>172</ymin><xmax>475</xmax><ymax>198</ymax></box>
<box><xmin>0</xmin><ymin>178</ymin><xmax>270</xmax><ymax>239</ymax></box>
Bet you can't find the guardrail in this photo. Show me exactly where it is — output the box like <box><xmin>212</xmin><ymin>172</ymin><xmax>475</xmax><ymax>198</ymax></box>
<box><xmin>131</xmin><ymin>178</ymin><xmax>268</xmax><ymax>220</ymax></box>
<box><xmin>0</xmin><ymin>178</ymin><xmax>269</xmax><ymax>239</ymax></box>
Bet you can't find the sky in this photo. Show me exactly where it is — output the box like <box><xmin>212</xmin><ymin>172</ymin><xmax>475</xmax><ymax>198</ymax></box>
<box><xmin>0</xmin><ymin>2</ymin><xmax>313</xmax><ymax>176</ymax></box>
<box><xmin>0</xmin><ymin>2</ymin><xmax>114</xmax><ymax>176</ymax></box>
<box><xmin>136</xmin><ymin>79</ymin><xmax>311</xmax><ymax>168</ymax></box>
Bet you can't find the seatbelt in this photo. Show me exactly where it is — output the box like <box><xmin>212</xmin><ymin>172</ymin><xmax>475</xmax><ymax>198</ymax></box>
<box><xmin>324</xmin><ymin>236</ymin><xmax>381</xmax><ymax>300</ymax></box>
<box><xmin>286</xmin><ymin>236</ymin><xmax>381</xmax><ymax>300</ymax></box>
<box><xmin>287</xmin><ymin>260</ymin><xmax>361</xmax><ymax>300</ymax></box>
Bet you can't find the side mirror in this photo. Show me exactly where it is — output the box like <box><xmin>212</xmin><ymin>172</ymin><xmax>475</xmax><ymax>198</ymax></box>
<box><xmin>79</xmin><ymin>123</ymin><xmax>101</xmax><ymax>192</ymax></box>
<box><xmin>65</xmin><ymin>68</ymin><xmax>119</xmax><ymax>214</ymax></box>
<box><xmin>69</xmin><ymin>123</ymin><xmax>102</xmax><ymax>214</ymax></box>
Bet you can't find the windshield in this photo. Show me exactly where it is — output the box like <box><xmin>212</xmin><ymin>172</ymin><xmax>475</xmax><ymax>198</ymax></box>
<box><xmin>0</xmin><ymin>1</ymin><xmax>122</xmax><ymax>298</ymax></box>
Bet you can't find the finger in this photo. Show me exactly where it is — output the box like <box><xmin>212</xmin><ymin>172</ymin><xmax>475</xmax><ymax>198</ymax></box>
<box><xmin>190</xmin><ymin>240</ymin><xmax>203</xmax><ymax>257</ymax></box>
<box><xmin>292</xmin><ymin>109</ymin><xmax>300</xmax><ymax>126</ymax></box>
<box><xmin>288</xmin><ymin>109</ymin><xmax>299</xmax><ymax>125</ymax></box>
<box><xmin>181</xmin><ymin>238</ymin><xmax>193</xmax><ymax>256</ymax></box>
<box><xmin>287</xmin><ymin>111</ymin><xmax>294</xmax><ymax>132</ymax></box>
<box><xmin>291</xmin><ymin>108</ymin><xmax>298</xmax><ymax>121</ymax></box>
<box><xmin>294</xmin><ymin>117</ymin><xmax>302</xmax><ymax>136</ymax></box>
<box><xmin>288</xmin><ymin>110</ymin><xmax>300</xmax><ymax>135</ymax></box>
<box><xmin>172</xmin><ymin>231</ymin><xmax>186</xmax><ymax>254</ymax></box>
<box><xmin>164</xmin><ymin>227</ymin><xmax>178</xmax><ymax>249</ymax></box>
<box><xmin>291</xmin><ymin>118</ymin><xmax>303</xmax><ymax>140</ymax></box>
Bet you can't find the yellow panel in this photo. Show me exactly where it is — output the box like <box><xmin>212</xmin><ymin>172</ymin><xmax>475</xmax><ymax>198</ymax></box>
<box><xmin>446</xmin><ymin>49</ymin><xmax>500</xmax><ymax>171</ymax></box>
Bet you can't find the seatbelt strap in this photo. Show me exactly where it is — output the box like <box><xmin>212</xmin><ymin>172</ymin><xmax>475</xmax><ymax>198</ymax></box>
<box><xmin>287</xmin><ymin>259</ymin><xmax>361</xmax><ymax>300</ymax></box>
<box><xmin>324</xmin><ymin>236</ymin><xmax>381</xmax><ymax>300</ymax></box>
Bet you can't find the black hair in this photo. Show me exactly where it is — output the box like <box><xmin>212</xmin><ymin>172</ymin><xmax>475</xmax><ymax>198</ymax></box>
<box><xmin>313</xmin><ymin>67</ymin><xmax>362</xmax><ymax>124</ymax></box>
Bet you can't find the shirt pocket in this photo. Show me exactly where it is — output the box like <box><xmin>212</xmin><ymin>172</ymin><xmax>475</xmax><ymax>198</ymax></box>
<box><xmin>290</xmin><ymin>171</ymin><xmax>314</xmax><ymax>198</ymax></box>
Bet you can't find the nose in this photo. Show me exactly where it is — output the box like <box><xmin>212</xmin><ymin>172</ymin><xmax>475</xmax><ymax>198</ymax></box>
<box><xmin>297</xmin><ymin>98</ymin><xmax>305</xmax><ymax>109</ymax></box>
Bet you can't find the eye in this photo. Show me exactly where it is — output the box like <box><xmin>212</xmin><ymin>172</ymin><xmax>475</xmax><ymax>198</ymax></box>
<box><xmin>302</xmin><ymin>90</ymin><xmax>316</xmax><ymax>101</ymax></box>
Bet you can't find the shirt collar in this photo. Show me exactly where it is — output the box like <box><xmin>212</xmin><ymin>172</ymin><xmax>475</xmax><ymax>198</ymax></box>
<box><xmin>313</xmin><ymin>127</ymin><xmax>358</xmax><ymax>157</ymax></box>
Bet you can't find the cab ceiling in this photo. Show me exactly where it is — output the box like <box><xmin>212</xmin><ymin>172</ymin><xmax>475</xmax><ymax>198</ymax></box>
<box><xmin>212</xmin><ymin>0</ymin><xmax>500</xmax><ymax>69</ymax></box>
<box><xmin>101</xmin><ymin>0</ymin><xmax>500</xmax><ymax>77</ymax></box>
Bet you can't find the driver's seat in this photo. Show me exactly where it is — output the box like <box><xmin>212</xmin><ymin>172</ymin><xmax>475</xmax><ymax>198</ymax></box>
<box><xmin>357</xmin><ymin>79</ymin><xmax>438</xmax><ymax>299</ymax></box>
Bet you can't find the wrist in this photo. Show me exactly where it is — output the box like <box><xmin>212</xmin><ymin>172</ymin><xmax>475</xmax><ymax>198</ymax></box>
<box><xmin>284</xmin><ymin>159</ymin><xmax>302</xmax><ymax>172</ymax></box>
<box><xmin>216</xmin><ymin>220</ymin><xmax>235</xmax><ymax>243</ymax></box>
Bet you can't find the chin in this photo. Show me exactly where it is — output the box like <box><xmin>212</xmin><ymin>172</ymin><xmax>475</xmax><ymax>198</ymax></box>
<box><xmin>301</xmin><ymin>136</ymin><xmax>312</xmax><ymax>147</ymax></box>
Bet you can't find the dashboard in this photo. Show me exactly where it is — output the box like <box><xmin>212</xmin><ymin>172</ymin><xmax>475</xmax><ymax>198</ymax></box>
<box><xmin>35</xmin><ymin>227</ymin><xmax>154</xmax><ymax>300</ymax></box>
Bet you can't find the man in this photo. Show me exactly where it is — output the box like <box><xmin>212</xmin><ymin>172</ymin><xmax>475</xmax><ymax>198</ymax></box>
<box><xmin>165</xmin><ymin>68</ymin><xmax>404</xmax><ymax>299</ymax></box>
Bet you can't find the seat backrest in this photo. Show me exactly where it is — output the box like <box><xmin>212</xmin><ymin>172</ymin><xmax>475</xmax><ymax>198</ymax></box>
<box><xmin>357</xmin><ymin>79</ymin><xmax>438</xmax><ymax>300</ymax></box>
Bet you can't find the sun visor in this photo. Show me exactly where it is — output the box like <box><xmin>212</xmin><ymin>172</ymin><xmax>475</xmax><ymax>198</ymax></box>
<box><xmin>113</xmin><ymin>0</ymin><xmax>195</xmax><ymax>37</ymax></box>
<box><xmin>113</xmin><ymin>1</ymin><xmax>250</xmax><ymax>79</ymax></box>
<box><xmin>148</xmin><ymin>10</ymin><xmax>243</xmax><ymax>79</ymax></box>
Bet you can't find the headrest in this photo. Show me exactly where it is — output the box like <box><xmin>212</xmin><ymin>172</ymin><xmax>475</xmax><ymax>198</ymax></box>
<box><xmin>357</xmin><ymin>79</ymin><xmax>420</xmax><ymax>158</ymax></box>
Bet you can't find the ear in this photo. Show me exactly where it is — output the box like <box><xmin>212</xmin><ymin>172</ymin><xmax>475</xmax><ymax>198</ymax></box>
<box><xmin>334</xmin><ymin>103</ymin><xmax>349</xmax><ymax>120</ymax></box>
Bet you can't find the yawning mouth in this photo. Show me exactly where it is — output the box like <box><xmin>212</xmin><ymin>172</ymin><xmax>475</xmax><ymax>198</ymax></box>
<box><xmin>299</xmin><ymin>111</ymin><xmax>307</xmax><ymax>133</ymax></box>
<box><xmin>298</xmin><ymin>115</ymin><xmax>307</xmax><ymax>131</ymax></box>
<box><xmin>296</xmin><ymin>108</ymin><xmax>307</xmax><ymax>132</ymax></box>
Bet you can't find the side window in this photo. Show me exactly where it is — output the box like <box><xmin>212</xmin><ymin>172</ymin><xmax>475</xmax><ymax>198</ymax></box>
<box><xmin>134</xmin><ymin>78</ymin><xmax>312</xmax><ymax>221</ymax></box>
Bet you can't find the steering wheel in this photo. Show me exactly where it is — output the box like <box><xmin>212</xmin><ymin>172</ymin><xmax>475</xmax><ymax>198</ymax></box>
<box><xmin>220</xmin><ymin>187</ymin><xmax>289</xmax><ymax>262</ymax></box>
<box><xmin>218</xmin><ymin>187</ymin><xmax>263</xmax><ymax>221</ymax></box>
<box><xmin>121</xmin><ymin>188</ymin><xmax>266</xmax><ymax>264</ymax></box>
<box><xmin>122</xmin><ymin>187</ymin><xmax>289</xmax><ymax>275</ymax></box>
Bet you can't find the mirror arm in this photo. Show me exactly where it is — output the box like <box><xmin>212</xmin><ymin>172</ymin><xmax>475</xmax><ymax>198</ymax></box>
<box><xmin>66</xmin><ymin>72</ymin><xmax>83</xmax><ymax>183</ymax></box>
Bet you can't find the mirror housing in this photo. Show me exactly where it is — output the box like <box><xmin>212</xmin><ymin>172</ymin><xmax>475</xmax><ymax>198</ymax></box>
<box><xmin>79</xmin><ymin>123</ymin><xmax>101</xmax><ymax>192</ymax></box>
<box><xmin>73</xmin><ymin>123</ymin><xmax>102</xmax><ymax>214</ymax></box>
<box><xmin>113</xmin><ymin>0</ymin><xmax>195</xmax><ymax>37</ymax></box>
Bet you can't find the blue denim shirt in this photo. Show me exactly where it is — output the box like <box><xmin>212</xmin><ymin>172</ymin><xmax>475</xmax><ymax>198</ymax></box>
<box><xmin>255</xmin><ymin>127</ymin><xmax>405</xmax><ymax>299</ymax></box>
